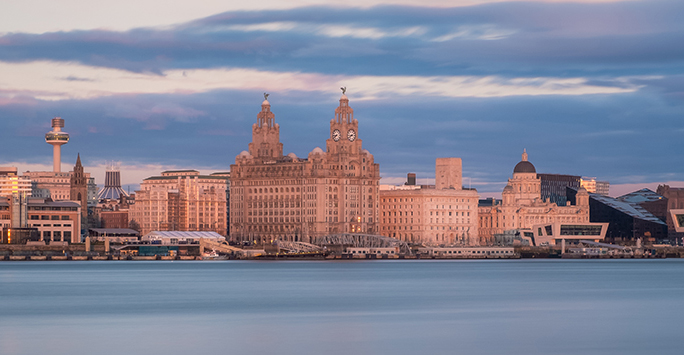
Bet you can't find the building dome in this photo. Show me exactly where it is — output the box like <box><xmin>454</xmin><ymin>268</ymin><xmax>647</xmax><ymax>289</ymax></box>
<box><xmin>513</xmin><ymin>161</ymin><xmax>536</xmax><ymax>173</ymax></box>
<box><xmin>513</xmin><ymin>149</ymin><xmax>536</xmax><ymax>173</ymax></box>
<box><xmin>287</xmin><ymin>152</ymin><xmax>297</xmax><ymax>159</ymax></box>
<box><xmin>310</xmin><ymin>147</ymin><xmax>324</xmax><ymax>155</ymax></box>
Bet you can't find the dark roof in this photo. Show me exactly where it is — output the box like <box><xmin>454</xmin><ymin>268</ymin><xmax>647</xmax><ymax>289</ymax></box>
<box><xmin>617</xmin><ymin>188</ymin><xmax>665</xmax><ymax>204</ymax></box>
<box><xmin>89</xmin><ymin>228</ymin><xmax>140</xmax><ymax>236</ymax></box>
<box><xmin>513</xmin><ymin>160</ymin><xmax>536</xmax><ymax>173</ymax></box>
<box><xmin>27</xmin><ymin>201</ymin><xmax>80</xmax><ymax>207</ymax></box>
<box><xmin>161</xmin><ymin>170</ymin><xmax>198</xmax><ymax>173</ymax></box>
<box><xmin>143</xmin><ymin>175</ymin><xmax>228</xmax><ymax>181</ymax></box>
<box><xmin>590</xmin><ymin>194</ymin><xmax>666</xmax><ymax>224</ymax></box>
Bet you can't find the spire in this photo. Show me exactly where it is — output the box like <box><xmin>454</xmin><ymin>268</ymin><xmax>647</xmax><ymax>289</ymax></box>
<box><xmin>76</xmin><ymin>153</ymin><xmax>82</xmax><ymax>167</ymax></box>
<box><xmin>522</xmin><ymin>149</ymin><xmax>528</xmax><ymax>162</ymax></box>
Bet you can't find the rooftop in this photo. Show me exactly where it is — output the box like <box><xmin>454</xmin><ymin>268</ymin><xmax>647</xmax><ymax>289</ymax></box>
<box><xmin>617</xmin><ymin>188</ymin><xmax>665</xmax><ymax>204</ymax></box>
<box><xmin>591</xmin><ymin>193</ymin><xmax>666</xmax><ymax>225</ymax></box>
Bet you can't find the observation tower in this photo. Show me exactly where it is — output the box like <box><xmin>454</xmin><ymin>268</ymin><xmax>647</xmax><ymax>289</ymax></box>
<box><xmin>45</xmin><ymin>117</ymin><xmax>69</xmax><ymax>172</ymax></box>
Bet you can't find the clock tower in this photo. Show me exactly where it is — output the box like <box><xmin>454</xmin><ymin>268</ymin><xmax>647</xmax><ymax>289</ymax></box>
<box><xmin>326</xmin><ymin>91</ymin><xmax>361</xmax><ymax>155</ymax></box>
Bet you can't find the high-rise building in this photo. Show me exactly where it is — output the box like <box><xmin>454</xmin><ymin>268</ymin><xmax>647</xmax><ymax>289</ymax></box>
<box><xmin>229</xmin><ymin>92</ymin><xmax>380</xmax><ymax>244</ymax></box>
<box><xmin>129</xmin><ymin>170</ymin><xmax>229</xmax><ymax>236</ymax></box>
<box><xmin>580</xmin><ymin>177</ymin><xmax>610</xmax><ymax>196</ymax></box>
<box><xmin>537</xmin><ymin>173</ymin><xmax>580</xmax><ymax>206</ymax></box>
<box><xmin>380</xmin><ymin>159</ymin><xmax>479</xmax><ymax>245</ymax></box>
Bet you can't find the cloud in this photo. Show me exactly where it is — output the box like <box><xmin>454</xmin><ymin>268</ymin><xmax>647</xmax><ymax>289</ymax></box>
<box><xmin>0</xmin><ymin>60</ymin><xmax>641</xmax><ymax>103</ymax></box>
<box><xmin>0</xmin><ymin>0</ymin><xmax>637</xmax><ymax>34</ymax></box>
<box><xmin>2</xmin><ymin>2</ymin><xmax>683</xmax><ymax>78</ymax></box>
<box><xmin>431</xmin><ymin>25</ymin><xmax>516</xmax><ymax>41</ymax></box>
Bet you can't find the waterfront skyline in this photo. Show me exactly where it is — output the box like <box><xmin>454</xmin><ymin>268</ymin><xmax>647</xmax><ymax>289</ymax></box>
<box><xmin>1</xmin><ymin>0</ymin><xmax>683</xmax><ymax>197</ymax></box>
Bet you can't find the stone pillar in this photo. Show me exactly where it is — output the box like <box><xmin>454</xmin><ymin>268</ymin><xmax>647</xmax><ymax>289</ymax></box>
<box><xmin>85</xmin><ymin>236</ymin><xmax>91</xmax><ymax>252</ymax></box>
<box><xmin>561</xmin><ymin>239</ymin><xmax>566</xmax><ymax>254</ymax></box>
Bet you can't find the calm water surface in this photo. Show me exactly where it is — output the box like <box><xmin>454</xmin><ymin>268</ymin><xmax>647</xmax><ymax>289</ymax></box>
<box><xmin>1</xmin><ymin>259</ymin><xmax>683</xmax><ymax>355</ymax></box>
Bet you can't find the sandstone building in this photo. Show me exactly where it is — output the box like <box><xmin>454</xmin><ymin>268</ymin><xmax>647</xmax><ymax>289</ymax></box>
<box><xmin>229</xmin><ymin>93</ymin><xmax>380</xmax><ymax>243</ymax></box>
<box><xmin>478</xmin><ymin>150</ymin><xmax>590</xmax><ymax>245</ymax></box>
<box><xmin>129</xmin><ymin>170</ymin><xmax>229</xmax><ymax>236</ymax></box>
<box><xmin>380</xmin><ymin>158</ymin><xmax>479</xmax><ymax>246</ymax></box>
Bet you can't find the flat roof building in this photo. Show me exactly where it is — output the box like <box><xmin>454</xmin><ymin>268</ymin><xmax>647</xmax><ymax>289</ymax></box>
<box><xmin>380</xmin><ymin>158</ymin><xmax>479</xmax><ymax>246</ymax></box>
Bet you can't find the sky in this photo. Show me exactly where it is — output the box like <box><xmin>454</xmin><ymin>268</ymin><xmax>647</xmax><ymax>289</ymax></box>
<box><xmin>1</xmin><ymin>0</ymin><xmax>682</xmax><ymax>198</ymax></box>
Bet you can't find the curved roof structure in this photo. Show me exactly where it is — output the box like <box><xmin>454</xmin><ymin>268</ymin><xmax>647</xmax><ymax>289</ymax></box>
<box><xmin>97</xmin><ymin>169</ymin><xmax>129</xmax><ymax>200</ymax></box>
<box><xmin>513</xmin><ymin>149</ymin><xmax>536</xmax><ymax>174</ymax></box>
<box><xmin>513</xmin><ymin>161</ymin><xmax>536</xmax><ymax>173</ymax></box>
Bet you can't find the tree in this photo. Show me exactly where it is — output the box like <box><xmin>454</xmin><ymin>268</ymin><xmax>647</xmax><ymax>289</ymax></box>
<box><xmin>129</xmin><ymin>219</ymin><xmax>141</xmax><ymax>232</ymax></box>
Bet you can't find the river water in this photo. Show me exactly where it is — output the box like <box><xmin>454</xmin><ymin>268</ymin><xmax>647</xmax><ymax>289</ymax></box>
<box><xmin>1</xmin><ymin>259</ymin><xmax>683</xmax><ymax>355</ymax></box>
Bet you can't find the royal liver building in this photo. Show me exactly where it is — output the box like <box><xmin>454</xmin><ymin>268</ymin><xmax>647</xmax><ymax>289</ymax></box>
<box><xmin>229</xmin><ymin>91</ymin><xmax>380</xmax><ymax>243</ymax></box>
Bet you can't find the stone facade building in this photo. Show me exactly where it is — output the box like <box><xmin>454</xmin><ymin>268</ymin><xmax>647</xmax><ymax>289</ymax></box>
<box><xmin>478</xmin><ymin>150</ymin><xmax>590</xmax><ymax>245</ymax></box>
<box><xmin>379</xmin><ymin>158</ymin><xmax>479</xmax><ymax>246</ymax></box>
<box><xmin>1</xmin><ymin>198</ymin><xmax>81</xmax><ymax>243</ymax></box>
<box><xmin>229</xmin><ymin>93</ymin><xmax>380</xmax><ymax>244</ymax></box>
<box><xmin>129</xmin><ymin>170</ymin><xmax>229</xmax><ymax>236</ymax></box>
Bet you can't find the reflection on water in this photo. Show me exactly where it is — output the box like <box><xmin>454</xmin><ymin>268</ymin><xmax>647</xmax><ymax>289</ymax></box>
<box><xmin>1</xmin><ymin>260</ymin><xmax>683</xmax><ymax>355</ymax></box>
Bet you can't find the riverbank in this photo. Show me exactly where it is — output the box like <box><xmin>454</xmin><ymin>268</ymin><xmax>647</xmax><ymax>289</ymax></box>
<box><xmin>3</xmin><ymin>244</ymin><xmax>683</xmax><ymax>260</ymax></box>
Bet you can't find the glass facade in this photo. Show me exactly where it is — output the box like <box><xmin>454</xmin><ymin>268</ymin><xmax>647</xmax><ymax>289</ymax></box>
<box><xmin>560</xmin><ymin>224</ymin><xmax>603</xmax><ymax>236</ymax></box>
<box><xmin>676</xmin><ymin>214</ymin><xmax>684</xmax><ymax>228</ymax></box>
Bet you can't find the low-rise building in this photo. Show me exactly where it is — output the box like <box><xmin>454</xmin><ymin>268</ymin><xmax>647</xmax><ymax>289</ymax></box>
<box><xmin>1</xmin><ymin>198</ymin><xmax>81</xmax><ymax>244</ymax></box>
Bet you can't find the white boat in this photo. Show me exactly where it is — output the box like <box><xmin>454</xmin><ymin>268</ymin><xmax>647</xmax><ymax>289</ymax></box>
<box><xmin>201</xmin><ymin>249</ymin><xmax>226</xmax><ymax>260</ymax></box>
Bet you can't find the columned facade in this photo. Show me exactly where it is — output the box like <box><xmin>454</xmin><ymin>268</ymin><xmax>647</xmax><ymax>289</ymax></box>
<box><xmin>478</xmin><ymin>150</ymin><xmax>590</xmax><ymax>245</ymax></box>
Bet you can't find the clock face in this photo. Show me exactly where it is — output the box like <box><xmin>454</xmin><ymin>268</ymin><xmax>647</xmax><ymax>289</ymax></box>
<box><xmin>347</xmin><ymin>129</ymin><xmax>356</xmax><ymax>141</ymax></box>
<box><xmin>332</xmin><ymin>129</ymin><xmax>341</xmax><ymax>142</ymax></box>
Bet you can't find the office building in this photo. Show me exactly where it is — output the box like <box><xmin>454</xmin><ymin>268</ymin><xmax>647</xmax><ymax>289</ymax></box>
<box><xmin>129</xmin><ymin>170</ymin><xmax>229</xmax><ymax>236</ymax></box>
<box><xmin>380</xmin><ymin>159</ymin><xmax>479</xmax><ymax>245</ymax></box>
<box><xmin>229</xmin><ymin>92</ymin><xmax>380</xmax><ymax>243</ymax></box>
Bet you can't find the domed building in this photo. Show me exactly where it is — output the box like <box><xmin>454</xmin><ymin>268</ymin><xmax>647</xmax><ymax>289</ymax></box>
<box><xmin>478</xmin><ymin>150</ymin><xmax>600</xmax><ymax>246</ymax></box>
<box><xmin>229</xmin><ymin>92</ymin><xmax>380</xmax><ymax>244</ymax></box>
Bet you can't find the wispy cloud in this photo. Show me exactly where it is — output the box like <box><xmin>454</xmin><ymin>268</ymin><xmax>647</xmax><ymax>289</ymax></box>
<box><xmin>431</xmin><ymin>25</ymin><xmax>516</xmax><ymax>41</ymax></box>
<box><xmin>0</xmin><ymin>60</ymin><xmax>641</xmax><ymax>102</ymax></box>
<box><xmin>215</xmin><ymin>21</ymin><xmax>427</xmax><ymax>40</ymax></box>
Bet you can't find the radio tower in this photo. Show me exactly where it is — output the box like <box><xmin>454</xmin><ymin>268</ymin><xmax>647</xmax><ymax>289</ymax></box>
<box><xmin>45</xmin><ymin>117</ymin><xmax>70</xmax><ymax>172</ymax></box>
